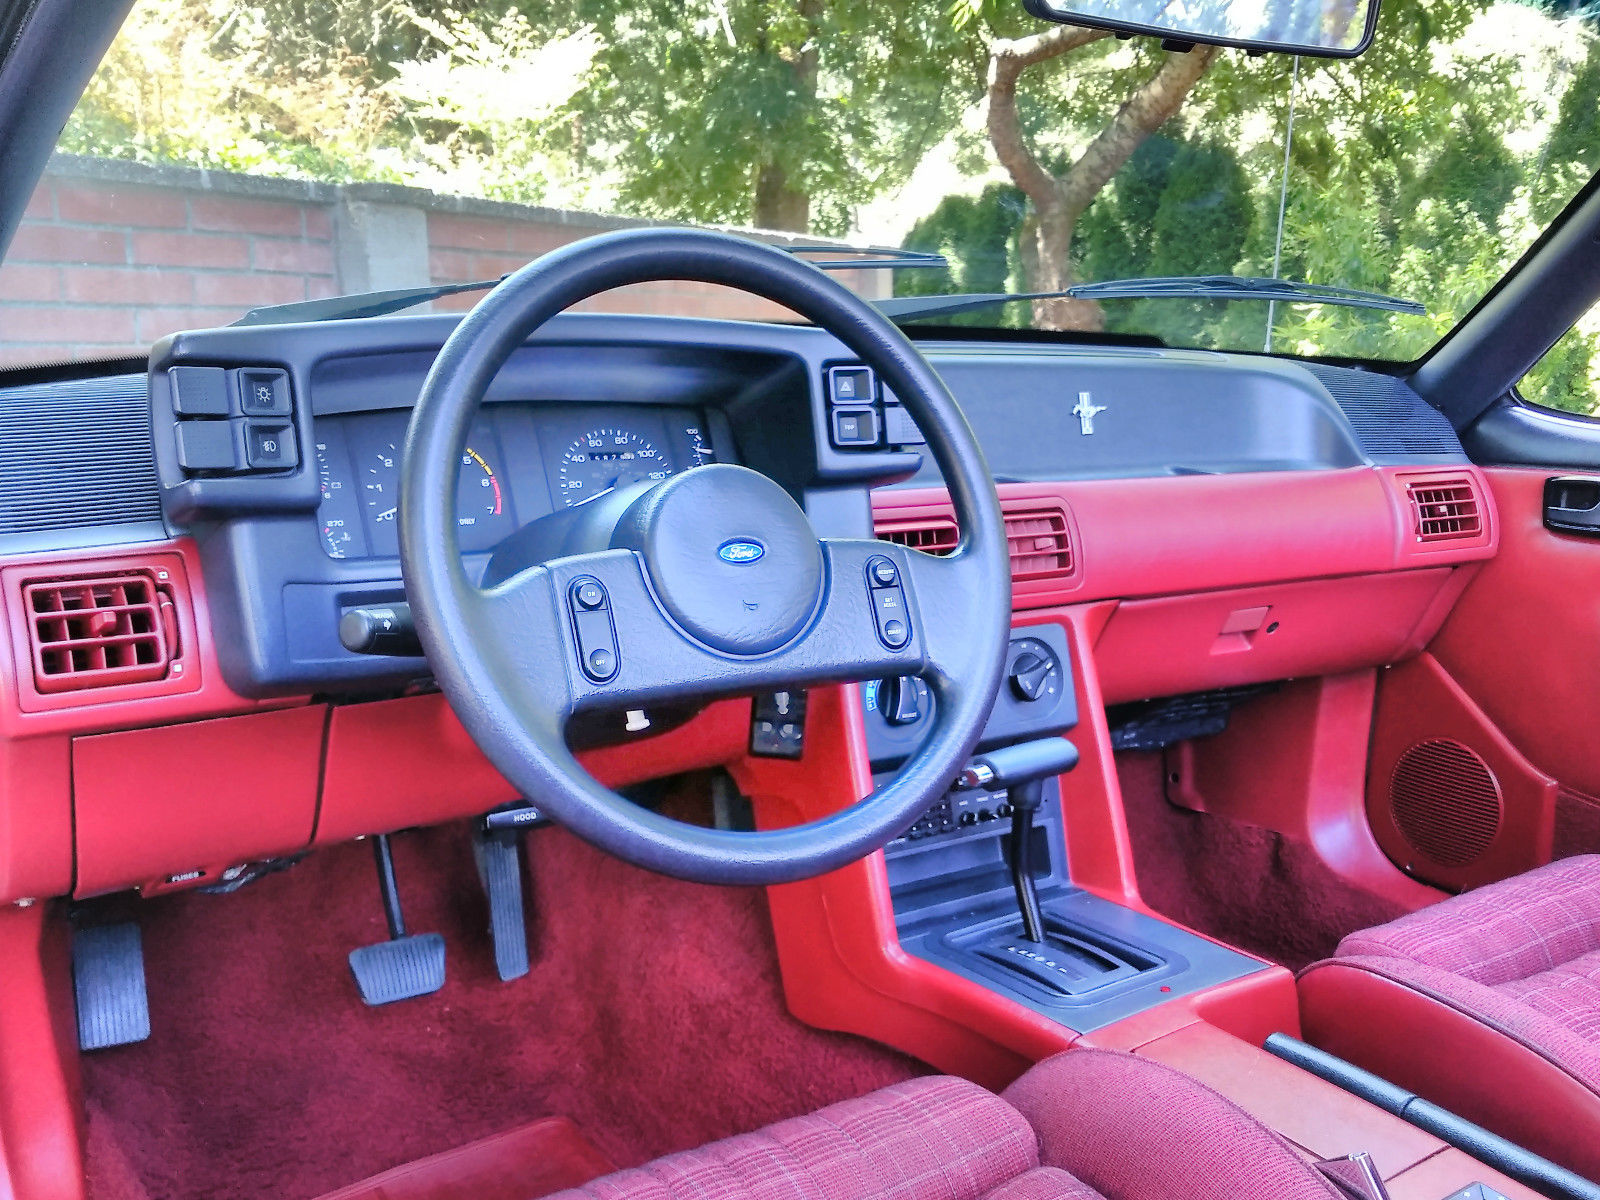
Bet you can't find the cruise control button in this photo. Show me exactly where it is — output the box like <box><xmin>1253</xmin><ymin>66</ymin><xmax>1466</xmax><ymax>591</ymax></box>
<box><xmin>882</xmin><ymin>619</ymin><xmax>907</xmax><ymax>646</ymax></box>
<box><xmin>570</xmin><ymin>580</ymin><xmax>619</xmax><ymax>682</ymax></box>
<box><xmin>869</xmin><ymin>556</ymin><xmax>898</xmax><ymax>587</ymax></box>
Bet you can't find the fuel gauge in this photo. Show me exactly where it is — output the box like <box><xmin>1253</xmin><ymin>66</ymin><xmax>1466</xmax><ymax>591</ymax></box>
<box><xmin>313</xmin><ymin>425</ymin><xmax>367</xmax><ymax>559</ymax></box>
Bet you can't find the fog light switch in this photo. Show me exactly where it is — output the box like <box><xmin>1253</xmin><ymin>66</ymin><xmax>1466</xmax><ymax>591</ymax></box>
<box><xmin>245</xmin><ymin>419</ymin><xmax>298</xmax><ymax>470</ymax></box>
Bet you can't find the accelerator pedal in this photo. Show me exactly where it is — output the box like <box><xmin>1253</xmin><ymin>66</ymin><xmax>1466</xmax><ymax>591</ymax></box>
<box><xmin>348</xmin><ymin>834</ymin><xmax>445</xmax><ymax>1006</ymax></box>
<box><xmin>475</xmin><ymin>805</ymin><xmax>546</xmax><ymax>981</ymax></box>
<box><xmin>73</xmin><ymin>923</ymin><xmax>151</xmax><ymax>1051</ymax></box>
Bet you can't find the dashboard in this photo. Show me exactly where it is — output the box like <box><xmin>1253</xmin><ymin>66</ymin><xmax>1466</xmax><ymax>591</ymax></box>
<box><xmin>0</xmin><ymin>310</ymin><xmax>1488</xmax><ymax>706</ymax></box>
<box><xmin>0</xmin><ymin>309</ymin><xmax>1503</xmax><ymax>906</ymax></box>
<box><xmin>313</xmin><ymin>404</ymin><xmax>719</xmax><ymax>560</ymax></box>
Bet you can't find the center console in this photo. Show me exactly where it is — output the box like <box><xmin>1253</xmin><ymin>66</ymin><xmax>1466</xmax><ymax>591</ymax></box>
<box><xmin>863</xmin><ymin>620</ymin><xmax>1269</xmax><ymax>1034</ymax></box>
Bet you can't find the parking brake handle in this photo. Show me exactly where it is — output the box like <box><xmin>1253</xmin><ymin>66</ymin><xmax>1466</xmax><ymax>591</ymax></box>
<box><xmin>958</xmin><ymin>738</ymin><xmax>1080</xmax><ymax>944</ymax></box>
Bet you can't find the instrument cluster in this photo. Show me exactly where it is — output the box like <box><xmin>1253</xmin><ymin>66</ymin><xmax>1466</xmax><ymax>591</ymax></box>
<box><xmin>312</xmin><ymin>403</ymin><xmax>718</xmax><ymax>560</ymax></box>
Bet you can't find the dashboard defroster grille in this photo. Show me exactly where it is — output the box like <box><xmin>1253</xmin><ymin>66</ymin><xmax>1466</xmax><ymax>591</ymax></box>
<box><xmin>0</xmin><ymin>373</ymin><xmax>161</xmax><ymax>536</ymax></box>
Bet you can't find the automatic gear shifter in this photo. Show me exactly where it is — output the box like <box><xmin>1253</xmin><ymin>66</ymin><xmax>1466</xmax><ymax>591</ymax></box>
<box><xmin>958</xmin><ymin>738</ymin><xmax>1081</xmax><ymax>943</ymax></box>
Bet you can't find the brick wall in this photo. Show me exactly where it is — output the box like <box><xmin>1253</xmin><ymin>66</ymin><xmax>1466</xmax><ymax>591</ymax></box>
<box><xmin>0</xmin><ymin>156</ymin><xmax>888</xmax><ymax>368</ymax></box>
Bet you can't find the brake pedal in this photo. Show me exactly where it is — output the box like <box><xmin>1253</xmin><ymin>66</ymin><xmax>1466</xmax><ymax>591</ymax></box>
<box><xmin>347</xmin><ymin>834</ymin><xmax>445</xmax><ymax>1006</ymax></box>
<box><xmin>73</xmin><ymin>922</ymin><xmax>151</xmax><ymax>1051</ymax></box>
<box><xmin>475</xmin><ymin>805</ymin><xmax>544</xmax><ymax>981</ymax></box>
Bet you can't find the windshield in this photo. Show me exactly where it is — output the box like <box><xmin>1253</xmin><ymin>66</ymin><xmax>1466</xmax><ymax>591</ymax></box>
<box><xmin>0</xmin><ymin>0</ymin><xmax>1597</xmax><ymax>370</ymax></box>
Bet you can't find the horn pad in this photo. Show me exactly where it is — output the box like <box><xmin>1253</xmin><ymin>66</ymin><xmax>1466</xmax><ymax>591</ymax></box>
<box><xmin>610</xmin><ymin>465</ymin><xmax>825</xmax><ymax>656</ymax></box>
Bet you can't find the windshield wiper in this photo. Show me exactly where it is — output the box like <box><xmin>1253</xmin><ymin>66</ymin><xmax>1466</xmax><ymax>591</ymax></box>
<box><xmin>232</xmin><ymin>242</ymin><xmax>949</xmax><ymax>327</ymax></box>
<box><xmin>874</xmin><ymin>274</ymin><xmax>1425</xmax><ymax>324</ymax></box>
<box><xmin>233</xmin><ymin>276</ymin><xmax>506</xmax><ymax>326</ymax></box>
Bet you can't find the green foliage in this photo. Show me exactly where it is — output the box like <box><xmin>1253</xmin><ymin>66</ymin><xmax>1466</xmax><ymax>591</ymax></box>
<box><xmin>1522</xmin><ymin>321</ymin><xmax>1600</xmax><ymax>414</ymax></box>
<box><xmin>901</xmin><ymin>0</ymin><xmax>1599</xmax><ymax>373</ymax></box>
<box><xmin>570</xmin><ymin>0</ymin><xmax>984</xmax><ymax>232</ymax></box>
<box><xmin>898</xmin><ymin>184</ymin><xmax>1027</xmax><ymax>324</ymax></box>
<box><xmin>44</xmin><ymin>0</ymin><xmax>1600</xmax><ymax>380</ymax></box>
<box><xmin>1533</xmin><ymin>39</ymin><xmax>1600</xmax><ymax>220</ymax></box>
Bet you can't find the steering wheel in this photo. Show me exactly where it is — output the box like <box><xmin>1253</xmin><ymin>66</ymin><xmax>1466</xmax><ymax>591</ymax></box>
<box><xmin>400</xmin><ymin>228</ymin><xmax>1011</xmax><ymax>885</ymax></box>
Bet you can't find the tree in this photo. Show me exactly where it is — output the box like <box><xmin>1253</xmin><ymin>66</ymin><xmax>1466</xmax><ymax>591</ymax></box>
<box><xmin>570</xmin><ymin>0</ymin><xmax>983</xmax><ymax>233</ymax></box>
<box><xmin>979</xmin><ymin>18</ymin><xmax>1216</xmax><ymax>329</ymax></box>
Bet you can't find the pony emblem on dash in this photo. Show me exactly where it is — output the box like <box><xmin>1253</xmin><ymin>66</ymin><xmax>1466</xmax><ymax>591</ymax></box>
<box><xmin>717</xmin><ymin>539</ymin><xmax>766</xmax><ymax>565</ymax></box>
<box><xmin>1073</xmin><ymin>391</ymin><xmax>1106</xmax><ymax>436</ymax></box>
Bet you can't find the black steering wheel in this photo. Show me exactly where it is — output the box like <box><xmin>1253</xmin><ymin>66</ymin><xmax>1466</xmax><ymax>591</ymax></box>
<box><xmin>401</xmin><ymin>228</ymin><xmax>1011</xmax><ymax>885</ymax></box>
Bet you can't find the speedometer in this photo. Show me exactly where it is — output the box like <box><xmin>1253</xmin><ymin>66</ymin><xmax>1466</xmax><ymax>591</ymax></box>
<box><xmin>556</xmin><ymin>428</ymin><xmax>670</xmax><ymax>507</ymax></box>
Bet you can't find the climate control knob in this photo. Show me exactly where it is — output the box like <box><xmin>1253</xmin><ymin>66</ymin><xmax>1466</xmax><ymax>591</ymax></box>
<box><xmin>1007</xmin><ymin>637</ymin><xmax>1063</xmax><ymax>703</ymax></box>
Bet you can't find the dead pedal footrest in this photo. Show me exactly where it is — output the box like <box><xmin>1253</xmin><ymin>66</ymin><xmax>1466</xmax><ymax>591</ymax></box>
<box><xmin>73</xmin><ymin>923</ymin><xmax>152</xmax><ymax>1051</ymax></box>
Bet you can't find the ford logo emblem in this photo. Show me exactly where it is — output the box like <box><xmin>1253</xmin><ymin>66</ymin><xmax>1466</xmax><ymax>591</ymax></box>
<box><xmin>718</xmin><ymin>539</ymin><xmax>766</xmax><ymax>565</ymax></box>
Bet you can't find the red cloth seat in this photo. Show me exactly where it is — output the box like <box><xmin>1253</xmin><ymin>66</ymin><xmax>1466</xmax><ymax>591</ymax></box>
<box><xmin>1299</xmin><ymin>854</ymin><xmax>1600</xmax><ymax>1180</ymax></box>
<box><xmin>544</xmin><ymin>1049</ymin><xmax>1339</xmax><ymax>1200</ymax></box>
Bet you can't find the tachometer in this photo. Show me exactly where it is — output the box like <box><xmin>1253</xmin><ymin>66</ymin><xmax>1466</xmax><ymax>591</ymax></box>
<box><xmin>359</xmin><ymin>433</ymin><xmax>511</xmax><ymax>555</ymax></box>
<box><xmin>360</xmin><ymin>441</ymin><xmax>403</xmax><ymax>534</ymax></box>
<box><xmin>457</xmin><ymin>445</ymin><xmax>504</xmax><ymax>528</ymax></box>
<box><xmin>556</xmin><ymin>428</ymin><xmax>670</xmax><ymax>507</ymax></box>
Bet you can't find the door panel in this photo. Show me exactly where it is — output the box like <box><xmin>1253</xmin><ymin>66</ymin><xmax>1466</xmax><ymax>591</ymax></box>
<box><xmin>1369</xmin><ymin>466</ymin><xmax>1600</xmax><ymax>881</ymax></box>
<box><xmin>1429</xmin><ymin>468</ymin><xmax>1600</xmax><ymax>796</ymax></box>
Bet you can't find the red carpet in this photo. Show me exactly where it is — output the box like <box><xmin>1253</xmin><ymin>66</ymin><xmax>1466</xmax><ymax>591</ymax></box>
<box><xmin>1116</xmin><ymin>751</ymin><xmax>1407</xmax><ymax>971</ymax></box>
<box><xmin>79</xmin><ymin>809</ymin><xmax>922</xmax><ymax>1200</ymax></box>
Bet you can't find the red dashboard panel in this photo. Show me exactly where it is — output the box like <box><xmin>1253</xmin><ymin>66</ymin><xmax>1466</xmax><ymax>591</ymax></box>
<box><xmin>72</xmin><ymin>705</ymin><xmax>329</xmax><ymax>897</ymax></box>
<box><xmin>1091</xmin><ymin>568</ymin><xmax>1461</xmax><ymax>706</ymax></box>
<box><xmin>876</xmin><ymin>466</ymin><xmax>1497</xmax><ymax>609</ymax></box>
<box><xmin>0</xmin><ymin>463</ymin><xmax>1500</xmax><ymax>905</ymax></box>
<box><xmin>1427</xmin><ymin>468</ymin><xmax>1600</xmax><ymax>797</ymax></box>
<box><xmin>317</xmin><ymin>694</ymin><xmax>751</xmax><ymax>846</ymax></box>
<box><xmin>0</xmin><ymin>540</ymin><xmax>296</xmax><ymax>903</ymax></box>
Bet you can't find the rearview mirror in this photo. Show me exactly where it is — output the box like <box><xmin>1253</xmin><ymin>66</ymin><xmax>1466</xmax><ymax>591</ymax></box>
<box><xmin>1021</xmin><ymin>0</ymin><xmax>1381</xmax><ymax>58</ymax></box>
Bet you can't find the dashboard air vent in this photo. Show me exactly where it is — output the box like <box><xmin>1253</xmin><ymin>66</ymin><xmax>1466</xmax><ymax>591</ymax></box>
<box><xmin>1005</xmin><ymin>506</ymin><xmax>1074</xmax><ymax>580</ymax></box>
<box><xmin>1406</xmin><ymin>476</ymin><xmax>1482</xmax><ymax>543</ymax></box>
<box><xmin>876</xmin><ymin>516</ymin><xmax>959</xmax><ymax>556</ymax></box>
<box><xmin>23</xmin><ymin>570</ymin><xmax>175</xmax><ymax>693</ymax></box>
<box><xmin>875</xmin><ymin>500</ymin><xmax>1079</xmax><ymax>583</ymax></box>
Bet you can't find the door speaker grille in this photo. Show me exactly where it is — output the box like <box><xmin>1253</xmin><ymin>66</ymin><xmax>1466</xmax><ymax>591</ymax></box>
<box><xmin>1389</xmin><ymin>739</ymin><xmax>1502</xmax><ymax>867</ymax></box>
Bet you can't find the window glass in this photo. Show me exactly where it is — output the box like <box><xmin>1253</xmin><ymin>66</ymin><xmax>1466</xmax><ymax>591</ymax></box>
<box><xmin>1521</xmin><ymin>297</ymin><xmax>1600</xmax><ymax>416</ymax></box>
<box><xmin>1</xmin><ymin>0</ymin><xmax>1598</xmax><ymax>369</ymax></box>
